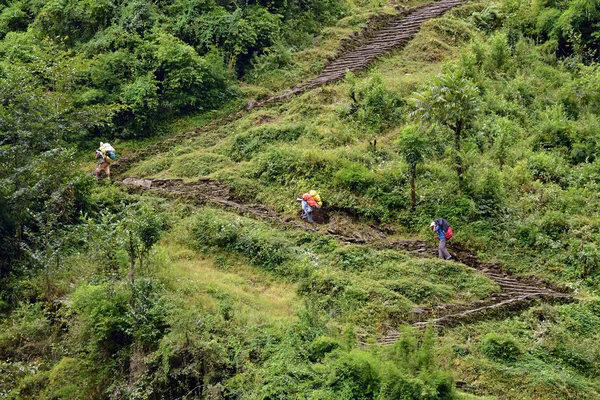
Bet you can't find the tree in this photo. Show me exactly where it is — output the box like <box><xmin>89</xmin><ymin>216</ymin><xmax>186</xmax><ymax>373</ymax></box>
<box><xmin>410</xmin><ymin>70</ymin><xmax>479</xmax><ymax>191</ymax></box>
<box><xmin>0</xmin><ymin>56</ymin><xmax>116</xmax><ymax>306</ymax></box>
<box><xmin>118</xmin><ymin>202</ymin><xmax>166</xmax><ymax>285</ymax></box>
<box><xmin>397</xmin><ymin>125</ymin><xmax>428</xmax><ymax>211</ymax></box>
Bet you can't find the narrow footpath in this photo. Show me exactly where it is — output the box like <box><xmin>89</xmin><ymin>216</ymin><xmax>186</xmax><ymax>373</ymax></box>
<box><xmin>120</xmin><ymin>177</ymin><xmax>574</xmax><ymax>344</ymax></box>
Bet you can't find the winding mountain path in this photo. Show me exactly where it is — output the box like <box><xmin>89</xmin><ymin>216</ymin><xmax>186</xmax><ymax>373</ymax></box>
<box><xmin>115</xmin><ymin>0</ymin><xmax>575</xmax><ymax>344</ymax></box>
<box><xmin>120</xmin><ymin>177</ymin><xmax>574</xmax><ymax>344</ymax></box>
<box><xmin>112</xmin><ymin>0</ymin><xmax>465</xmax><ymax>176</ymax></box>
<box><xmin>262</xmin><ymin>0</ymin><xmax>465</xmax><ymax>103</ymax></box>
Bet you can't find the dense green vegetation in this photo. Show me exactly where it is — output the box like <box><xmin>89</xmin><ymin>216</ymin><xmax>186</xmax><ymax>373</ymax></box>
<box><xmin>3</xmin><ymin>0</ymin><xmax>600</xmax><ymax>398</ymax></box>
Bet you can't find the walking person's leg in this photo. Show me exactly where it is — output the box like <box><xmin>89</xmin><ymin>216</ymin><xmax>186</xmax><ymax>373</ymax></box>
<box><xmin>104</xmin><ymin>163</ymin><xmax>111</xmax><ymax>180</ymax></box>
<box><xmin>307</xmin><ymin>211</ymin><xmax>316</xmax><ymax>230</ymax></box>
<box><xmin>439</xmin><ymin>238</ymin><xmax>451</xmax><ymax>260</ymax></box>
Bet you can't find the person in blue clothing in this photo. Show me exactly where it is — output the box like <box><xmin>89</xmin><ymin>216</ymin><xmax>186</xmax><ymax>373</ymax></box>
<box><xmin>431</xmin><ymin>220</ymin><xmax>452</xmax><ymax>260</ymax></box>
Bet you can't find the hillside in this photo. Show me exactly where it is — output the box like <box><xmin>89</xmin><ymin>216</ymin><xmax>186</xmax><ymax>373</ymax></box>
<box><xmin>2</xmin><ymin>0</ymin><xmax>600</xmax><ymax>399</ymax></box>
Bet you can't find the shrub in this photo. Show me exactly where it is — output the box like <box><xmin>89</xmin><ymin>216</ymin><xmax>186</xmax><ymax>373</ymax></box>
<box><xmin>481</xmin><ymin>332</ymin><xmax>522</xmax><ymax>362</ymax></box>
<box><xmin>325</xmin><ymin>351</ymin><xmax>381</xmax><ymax>399</ymax></box>
<box><xmin>527</xmin><ymin>151</ymin><xmax>567</xmax><ymax>184</ymax></box>
<box><xmin>0</xmin><ymin>302</ymin><xmax>52</xmax><ymax>359</ymax></box>
<box><xmin>533</xmin><ymin>105</ymin><xmax>573</xmax><ymax>152</ymax></box>
<box><xmin>341</xmin><ymin>72</ymin><xmax>404</xmax><ymax>132</ymax></box>
<box><xmin>333</xmin><ymin>163</ymin><xmax>377</xmax><ymax>194</ymax></box>
<box><xmin>71</xmin><ymin>283</ymin><xmax>132</xmax><ymax>359</ymax></box>
<box><xmin>308</xmin><ymin>336</ymin><xmax>342</xmax><ymax>362</ymax></box>
<box><xmin>539</xmin><ymin>210</ymin><xmax>569</xmax><ymax>239</ymax></box>
<box><xmin>469</xmin><ymin>164</ymin><xmax>506</xmax><ymax>217</ymax></box>
<box><xmin>192</xmin><ymin>210</ymin><xmax>291</xmax><ymax>271</ymax></box>
<box><xmin>485</xmin><ymin>31</ymin><xmax>511</xmax><ymax>71</ymax></box>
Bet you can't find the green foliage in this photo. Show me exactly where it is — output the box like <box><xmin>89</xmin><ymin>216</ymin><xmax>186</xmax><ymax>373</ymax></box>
<box><xmin>397</xmin><ymin>124</ymin><xmax>429</xmax><ymax>210</ymax></box>
<box><xmin>340</xmin><ymin>72</ymin><xmax>404</xmax><ymax>132</ymax></box>
<box><xmin>333</xmin><ymin>163</ymin><xmax>376</xmax><ymax>194</ymax></box>
<box><xmin>397</xmin><ymin>125</ymin><xmax>429</xmax><ymax>171</ymax></box>
<box><xmin>0</xmin><ymin>302</ymin><xmax>52</xmax><ymax>359</ymax></box>
<box><xmin>192</xmin><ymin>209</ymin><xmax>291</xmax><ymax>271</ymax></box>
<box><xmin>71</xmin><ymin>282</ymin><xmax>133</xmax><ymax>359</ymax></box>
<box><xmin>410</xmin><ymin>69</ymin><xmax>480</xmax><ymax>189</ymax></box>
<box><xmin>467</xmin><ymin>164</ymin><xmax>506</xmax><ymax>217</ymax></box>
<box><xmin>481</xmin><ymin>332</ymin><xmax>522</xmax><ymax>363</ymax></box>
<box><xmin>229</xmin><ymin>123</ymin><xmax>306</xmax><ymax>161</ymax></box>
<box><xmin>325</xmin><ymin>351</ymin><xmax>381</xmax><ymax>399</ymax></box>
<box><xmin>410</xmin><ymin>70</ymin><xmax>480</xmax><ymax>134</ymax></box>
<box><xmin>527</xmin><ymin>151</ymin><xmax>568</xmax><ymax>183</ymax></box>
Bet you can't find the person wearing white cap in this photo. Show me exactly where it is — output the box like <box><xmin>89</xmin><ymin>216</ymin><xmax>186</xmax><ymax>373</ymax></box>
<box><xmin>431</xmin><ymin>219</ymin><xmax>452</xmax><ymax>260</ymax></box>
<box><xmin>95</xmin><ymin>142</ymin><xmax>115</xmax><ymax>180</ymax></box>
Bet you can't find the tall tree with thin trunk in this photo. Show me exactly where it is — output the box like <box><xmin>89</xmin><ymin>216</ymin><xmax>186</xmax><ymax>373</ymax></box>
<box><xmin>397</xmin><ymin>125</ymin><xmax>428</xmax><ymax>211</ymax></box>
<box><xmin>410</xmin><ymin>70</ymin><xmax>479</xmax><ymax>192</ymax></box>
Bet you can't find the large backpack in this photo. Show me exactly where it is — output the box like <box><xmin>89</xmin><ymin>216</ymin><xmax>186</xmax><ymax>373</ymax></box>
<box><xmin>309</xmin><ymin>190</ymin><xmax>322</xmax><ymax>207</ymax></box>
<box><xmin>302</xmin><ymin>193</ymin><xmax>318</xmax><ymax>208</ymax></box>
<box><xmin>99</xmin><ymin>142</ymin><xmax>117</xmax><ymax>162</ymax></box>
<box><xmin>435</xmin><ymin>218</ymin><xmax>453</xmax><ymax>240</ymax></box>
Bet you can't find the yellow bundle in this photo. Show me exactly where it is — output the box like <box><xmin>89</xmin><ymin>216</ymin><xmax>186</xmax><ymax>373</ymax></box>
<box><xmin>309</xmin><ymin>190</ymin><xmax>322</xmax><ymax>207</ymax></box>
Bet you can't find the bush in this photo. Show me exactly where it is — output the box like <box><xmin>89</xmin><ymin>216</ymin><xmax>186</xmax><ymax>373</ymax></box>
<box><xmin>0</xmin><ymin>302</ymin><xmax>52</xmax><ymax>359</ymax></box>
<box><xmin>481</xmin><ymin>332</ymin><xmax>522</xmax><ymax>362</ymax></box>
<box><xmin>71</xmin><ymin>282</ymin><xmax>132</xmax><ymax>359</ymax></box>
<box><xmin>308</xmin><ymin>336</ymin><xmax>342</xmax><ymax>362</ymax></box>
<box><xmin>192</xmin><ymin>209</ymin><xmax>291</xmax><ymax>271</ymax></box>
<box><xmin>539</xmin><ymin>210</ymin><xmax>570</xmax><ymax>239</ymax></box>
<box><xmin>533</xmin><ymin>105</ymin><xmax>573</xmax><ymax>152</ymax></box>
<box><xmin>333</xmin><ymin>163</ymin><xmax>377</xmax><ymax>194</ymax></box>
<box><xmin>468</xmin><ymin>164</ymin><xmax>506</xmax><ymax>217</ymax></box>
<box><xmin>325</xmin><ymin>351</ymin><xmax>380</xmax><ymax>399</ymax></box>
<box><xmin>340</xmin><ymin>73</ymin><xmax>404</xmax><ymax>132</ymax></box>
<box><xmin>527</xmin><ymin>151</ymin><xmax>567</xmax><ymax>184</ymax></box>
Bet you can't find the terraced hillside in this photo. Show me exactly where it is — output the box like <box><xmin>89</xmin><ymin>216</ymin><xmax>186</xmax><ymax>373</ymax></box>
<box><xmin>111</xmin><ymin>0</ymin><xmax>466</xmax><ymax>176</ymax></box>
<box><xmin>112</xmin><ymin>0</ymin><xmax>584</xmax><ymax>346</ymax></box>
<box><xmin>121</xmin><ymin>177</ymin><xmax>574</xmax><ymax>344</ymax></box>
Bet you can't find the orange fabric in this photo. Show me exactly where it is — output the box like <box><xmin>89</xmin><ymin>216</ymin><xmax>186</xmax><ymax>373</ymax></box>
<box><xmin>302</xmin><ymin>193</ymin><xmax>318</xmax><ymax>207</ymax></box>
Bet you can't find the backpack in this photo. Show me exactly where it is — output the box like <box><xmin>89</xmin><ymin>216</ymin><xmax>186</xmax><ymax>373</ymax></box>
<box><xmin>445</xmin><ymin>226</ymin><xmax>453</xmax><ymax>240</ymax></box>
<box><xmin>99</xmin><ymin>142</ymin><xmax>116</xmax><ymax>162</ymax></box>
<box><xmin>302</xmin><ymin>193</ymin><xmax>318</xmax><ymax>208</ymax></box>
<box><xmin>309</xmin><ymin>190</ymin><xmax>322</xmax><ymax>207</ymax></box>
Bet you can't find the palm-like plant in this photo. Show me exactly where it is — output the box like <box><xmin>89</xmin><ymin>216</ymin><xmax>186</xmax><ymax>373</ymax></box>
<box><xmin>410</xmin><ymin>70</ymin><xmax>479</xmax><ymax>191</ymax></box>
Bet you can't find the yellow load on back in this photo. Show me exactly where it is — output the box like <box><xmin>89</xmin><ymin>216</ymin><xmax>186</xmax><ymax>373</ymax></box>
<box><xmin>309</xmin><ymin>190</ymin><xmax>322</xmax><ymax>207</ymax></box>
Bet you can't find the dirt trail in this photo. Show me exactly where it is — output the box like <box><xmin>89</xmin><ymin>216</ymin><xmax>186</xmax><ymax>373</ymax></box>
<box><xmin>112</xmin><ymin>0</ymin><xmax>465</xmax><ymax>177</ymax></box>
<box><xmin>120</xmin><ymin>177</ymin><xmax>574</xmax><ymax>343</ymax></box>
<box><xmin>115</xmin><ymin>1</ymin><xmax>575</xmax><ymax>343</ymax></box>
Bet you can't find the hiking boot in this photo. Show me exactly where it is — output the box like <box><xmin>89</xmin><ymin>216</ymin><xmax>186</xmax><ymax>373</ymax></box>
<box><xmin>445</xmin><ymin>256</ymin><xmax>452</xmax><ymax>260</ymax></box>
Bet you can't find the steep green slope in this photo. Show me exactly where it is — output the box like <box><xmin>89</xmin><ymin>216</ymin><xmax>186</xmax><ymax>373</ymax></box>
<box><xmin>4</xmin><ymin>0</ymin><xmax>600</xmax><ymax>398</ymax></box>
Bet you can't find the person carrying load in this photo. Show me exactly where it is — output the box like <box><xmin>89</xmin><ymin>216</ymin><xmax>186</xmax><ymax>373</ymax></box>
<box><xmin>95</xmin><ymin>142</ymin><xmax>117</xmax><ymax>180</ymax></box>
<box><xmin>296</xmin><ymin>190</ymin><xmax>322</xmax><ymax>231</ymax></box>
<box><xmin>430</xmin><ymin>218</ymin><xmax>453</xmax><ymax>260</ymax></box>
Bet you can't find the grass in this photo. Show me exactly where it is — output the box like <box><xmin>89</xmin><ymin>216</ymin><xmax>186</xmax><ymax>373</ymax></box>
<box><xmin>52</xmin><ymin>1</ymin><xmax>600</xmax><ymax>398</ymax></box>
<box><xmin>443</xmin><ymin>302</ymin><xmax>600</xmax><ymax>399</ymax></box>
<box><xmin>156</xmin><ymin>215</ymin><xmax>299</xmax><ymax>326</ymax></box>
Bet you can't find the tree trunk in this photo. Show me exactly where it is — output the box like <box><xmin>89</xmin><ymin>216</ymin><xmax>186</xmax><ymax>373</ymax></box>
<box><xmin>455</xmin><ymin>120</ymin><xmax>464</xmax><ymax>192</ymax></box>
<box><xmin>129</xmin><ymin>232</ymin><xmax>135</xmax><ymax>285</ymax></box>
<box><xmin>17</xmin><ymin>223</ymin><xmax>23</xmax><ymax>262</ymax></box>
<box><xmin>410</xmin><ymin>168</ymin><xmax>416</xmax><ymax>211</ymax></box>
